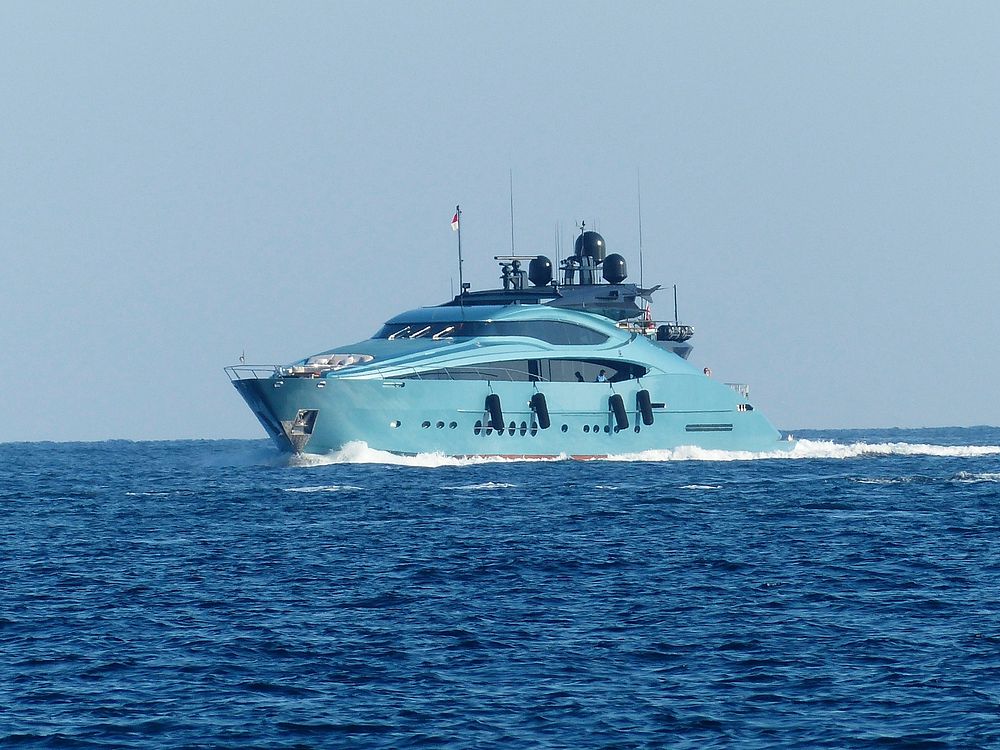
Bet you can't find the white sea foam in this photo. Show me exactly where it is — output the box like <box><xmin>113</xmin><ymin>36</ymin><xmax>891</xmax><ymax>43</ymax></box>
<box><xmin>850</xmin><ymin>477</ymin><xmax>911</xmax><ymax>485</ymax></box>
<box><xmin>951</xmin><ymin>471</ymin><xmax>1000</xmax><ymax>484</ymax></box>
<box><xmin>605</xmin><ymin>439</ymin><xmax>1000</xmax><ymax>462</ymax></box>
<box><xmin>681</xmin><ymin>484</ymin><xmax>723</xmax><ymax>490</ymax></box>
<box><xmin>283</xmin><ymin>485</ymin><xmax>364</xmax><ymax>493</ymax></box>
<box><xmin>442</xmin><ymin>482</ymin><xmax>517</xmax><ymax>491</ymax></box>
<box><xmin>284</xmin><ymin>439</ymin><xmax>1000</xmax><ymax>467</ymax></box>
<box><xmin>289</xmin><ymin>441</ymin><xmax>564</xmax><ymax>468</ymax></box>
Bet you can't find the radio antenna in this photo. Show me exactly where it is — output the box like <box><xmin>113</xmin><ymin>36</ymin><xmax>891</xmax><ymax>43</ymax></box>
<box><xmin>637</xmin><ymin>167</ymin><xmax>644</xmax><ymax>290</ymax></box>
<box><xmin>555</xmin><ymin>222</ymin><xmax>562</xmax><ymax>283</ymax></box>
<box><xmin>509</xmin><ymin>169</ymin><xmax>516</xmax><ymax>255</ymax></box>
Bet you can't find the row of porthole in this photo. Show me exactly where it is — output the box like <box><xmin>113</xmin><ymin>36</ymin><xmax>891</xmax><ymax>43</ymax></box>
<box><xmin>473</xmin><ymin>420</ymin><xmax>648</xmax><ymax>436</ymax></box>
<box><xmin>387</xmin><ymin>419</ymin><xmax>652</xmax><ymax>434</ymax></box>
<box><xmin>475</xmin><ymin>420</ymin><xmax>539</xmax><ymax>437</ymax></box>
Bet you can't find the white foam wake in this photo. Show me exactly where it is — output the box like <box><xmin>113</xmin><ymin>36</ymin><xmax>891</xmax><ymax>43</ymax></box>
<box><xmin>288</xmin><ymin>441</ymin><xmax>563</xmax><ymax>468</ymax></box>
<box><xmin>605</xmin><ymin>439</ymin><xmax>1000</xmax><ymax>462</ymax></box>
<box><xmin>285</xmin><ymin>439</ymin><xmax>1000</xmax><ymax>467</ymax></box>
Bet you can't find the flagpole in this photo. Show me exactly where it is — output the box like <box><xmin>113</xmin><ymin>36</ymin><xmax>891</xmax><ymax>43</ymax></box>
<box><xmin>455</xmin><ymin>205</ymin><xmax>464</xmax><ymax>306</ymax></box>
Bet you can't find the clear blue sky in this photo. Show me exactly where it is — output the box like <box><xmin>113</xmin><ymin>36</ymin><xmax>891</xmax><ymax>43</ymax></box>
<box><xmin>2</xmin><ymin>1</ymin><xmax>998</xmax><ymax>441</ymax></box>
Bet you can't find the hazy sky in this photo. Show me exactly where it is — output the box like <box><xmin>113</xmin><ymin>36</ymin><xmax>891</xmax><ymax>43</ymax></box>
<box><xmin>2</xmin><ymin>1</ymin><xmax>998</xmax><ymax>442</ymax></box>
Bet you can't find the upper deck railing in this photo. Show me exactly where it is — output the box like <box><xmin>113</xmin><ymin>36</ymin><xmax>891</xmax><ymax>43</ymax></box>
<box><xmin>725</xmin><ymin>382</ymin><xmax>750</xmax><ymax>399</ymax></box>
<box><xmin>225</xmin><ymin>363</ymin><xmax>551</xmax><ymax>384</ymax></box>
<box><xmin>225</xmin><ymin>364</ymin><xmax>283</xmax><ymax>381</ymax></box>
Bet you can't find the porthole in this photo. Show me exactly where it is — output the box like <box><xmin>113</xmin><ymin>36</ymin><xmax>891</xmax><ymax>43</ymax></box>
<box><xmin>593</xmin><ymin>425</ymin><xmax>600</xmax><ymax>433</ymax></box>
<box><xmin>604</xmin><ymin>425</ymin><xmax>610</xmax><ymax>433</ymax></box>
<box><xmin>583</xmin><ymin>425</ymin><xmax>590</xmax><ymax>433</ymax></box>
<box><xmin>390</xmin><ymin>420</ymin><xmax>401</xmax><ymax>429</ymax></box>
<box><xmin>474</xmin><ymin>420</ymin><xmax>482</xmax><ymax>435</ymax></box>
<box><xmin>449</xmin><ymin>421</ymin><xmax>458</xmax><ymax>429</ymax></box>
<box><xmin>422</xmin><ymin>421</ymin><xmax>431</xmax><ymax>429</ymax></box>
<box><xmin>634</xmin><ymin>425</ymin><xmax>641</xmax><ymax>433</ymax></box>
<box><xmin>613</xmin><ymin>426</ymin><xmax>620</xmax><ymax>433</ymax></box>
<box><xmin>530</xmin><ymin>422</ymin><xmax>538</xmax><ymax>436</ymax></box>
<box><xmin>436</xmin><ymin>421</ymin><xmax>445</xmax><ymax>429</ymax></box>
<box><xmin>486</xmin><ymin>426</ymin><xmax>494</xmax><ymax>435</ymax></box>
<box><xmin>561</xmin><ymin>424</ymin><xmax>568</xmax><ymax>432</ymax></box>
<box><xmin>508</xmin><ymin>421</ymin><xmax>516</xmax><ymax>436</ymax></box>
<box><xmin>519</xmin><ymin>421</ymin><xmax>527</xmax><ymax>436</ymax></box>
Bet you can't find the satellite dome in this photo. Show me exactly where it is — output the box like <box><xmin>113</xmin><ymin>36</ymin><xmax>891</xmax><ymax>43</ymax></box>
<box><xmin>574</xmin><ymin>231</ymin><xmax>606</xmax><ymax>263</ymax></box>
<box><xmin>602</xmin><ymin>253</ymin><xmax>627</xmax><ymax>284</ymax></box>
<box><xmin>528</xmin><ymin>255</ymin><xmax>553</xmax><ymax>287</ymax></box>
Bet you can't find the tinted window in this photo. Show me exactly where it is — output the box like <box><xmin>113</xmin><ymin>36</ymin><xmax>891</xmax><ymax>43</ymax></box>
<box><xmin>405</xmin><ymin>360</ymin><xmax>536</xmax><ymax>382</ymax></box>
<box><xmin>543</xmin><ymin>359</ymin><xmax>648</xmax><ymax>382</ymax></box>
<box><xmin>405</xmin><ymin>358</ymin><xmax>646</xmax><ymax>383</ymax></box>
<box><xmin>374</xmin><ymin>320</ymin><xmax>608</xmax><ymax>345</ymax></box>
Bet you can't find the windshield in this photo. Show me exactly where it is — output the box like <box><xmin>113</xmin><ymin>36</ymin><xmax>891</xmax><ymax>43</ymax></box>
<box><xmin>373</xmin><ymin>320</ymin><xmax>609</xmax><ymax>345</ymax></box>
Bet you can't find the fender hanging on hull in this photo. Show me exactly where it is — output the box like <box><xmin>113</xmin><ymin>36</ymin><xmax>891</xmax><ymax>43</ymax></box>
<box><xmin>530</xmin><ymin>392</ymin><xmax>551</xmax><ymax>430</ymax></box>
<box><xmin>485</xmin><ymin>393</ymin><xmax>504</xmax><ymax>432</ymax></box>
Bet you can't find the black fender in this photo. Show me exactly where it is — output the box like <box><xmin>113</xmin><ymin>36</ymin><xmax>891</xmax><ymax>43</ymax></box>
<box><xmin>609</xmin><ymin>393</ymin><xmax>629</xmax><ymax>430</ymax></box>
<box><xmin>485</xmin><ymin>394</ymin><xmax>503</xmax><ymax>432</ymax></box>
<box><xmin>637</xmin><ymin>389</ymin><xmax>654</xmax><ymax>426</ymax></box>
<box><xmin>530</xmin><ymin>392</ymin><xmax>550</xmax><ymax>430</ymax></box>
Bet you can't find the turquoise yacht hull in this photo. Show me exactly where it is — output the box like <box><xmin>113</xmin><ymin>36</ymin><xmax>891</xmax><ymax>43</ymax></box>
<box><xmin>229</xmin><ymin>302</ymin><xmax>789</xmax><ymax>458</ymax></box>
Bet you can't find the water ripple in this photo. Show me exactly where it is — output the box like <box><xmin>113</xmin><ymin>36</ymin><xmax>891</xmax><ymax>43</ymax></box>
<box><xmin>2</xmin><ymin>431</ymin><xmax>1000</xmax><ymax>747</ymax></box>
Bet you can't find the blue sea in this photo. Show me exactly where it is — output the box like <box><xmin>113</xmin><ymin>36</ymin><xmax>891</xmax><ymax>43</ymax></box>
<box><xmin>3</xmin><ymin>427</ymin><xmax>1000</xmax><ymax>749</ymax></box>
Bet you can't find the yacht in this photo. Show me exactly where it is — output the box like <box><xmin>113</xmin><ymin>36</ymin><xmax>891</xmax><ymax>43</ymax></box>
<box><xmin>227</xmin><ymin>227</ymin><xmax>789</xmax><ymax>457</ymax></box>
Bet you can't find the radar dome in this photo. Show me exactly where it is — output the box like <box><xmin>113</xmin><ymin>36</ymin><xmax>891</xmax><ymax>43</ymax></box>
<box><xmin>528</xmin><ymin>255</ymin><xmax>553</xmax><ymax>287</ymax></box>
<box><xmin>574</xmin><ymin>231</ymin><xmax>606</xmax><ymax>263</ymax></box>
<box><xmin>602</xmin><ymin>253</ymin><xmax>628</xmax><ymax>284</ymax></box>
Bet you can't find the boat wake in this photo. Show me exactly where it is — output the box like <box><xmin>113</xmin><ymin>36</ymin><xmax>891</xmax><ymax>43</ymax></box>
<box><xmin>288</xmin><ymin>441</ymin><xmax>553</xmax><ymax>468</ymax></box>
<box><xmin>284</xmin><ymin>438</ymin><xmax>1000</xmax><ymax>467</ymax></box>
<box><xmin>605</xmin><ymin>438</ymin><xmax>1000</xmax><ymax>462</ymax></box>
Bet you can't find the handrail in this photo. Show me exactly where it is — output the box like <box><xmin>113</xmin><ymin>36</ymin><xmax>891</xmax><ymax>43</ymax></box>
<box><xmin>224</xmin><ymin>362</ymin><xmax>548</xmax><ymax>384</ymax></box>
<box><xmin>725</xmin><ymin>382</ymin><xmax>750</xmax><ymax>399</ymax></box>
<box><xmin>225</xmin><ymin>364</ymin><xmax>283</xmax><ymax>381</ymax></box>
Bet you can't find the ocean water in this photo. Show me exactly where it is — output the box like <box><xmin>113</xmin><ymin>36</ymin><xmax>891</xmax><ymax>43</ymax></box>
<box><xmin>3</xmin><ymin>427</ymin><xmax>1000</xmax><ymax>749</ymax></box>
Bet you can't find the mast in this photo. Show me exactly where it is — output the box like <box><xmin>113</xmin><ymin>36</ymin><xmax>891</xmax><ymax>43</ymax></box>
<box><xmin>637</xmin><ymin>168</ymin><xmax>644</xmax><ymax>290</ymax></box>
<box><xmin>454</xmin><ymin>204</ymin><xmax>464</xmax><ymax>306</ymax></box>
<box><xmin>509</xmin><ymin>170</ymin><xmax>516</xmax><ymax>255</ymax></box>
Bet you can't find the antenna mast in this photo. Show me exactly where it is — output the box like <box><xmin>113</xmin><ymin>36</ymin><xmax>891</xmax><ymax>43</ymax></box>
<box><xmin>509</xmin><ymin>170</ymin><xmax>516</xmax><ymax>255</ymax></box>
<box><xmin>454</xmin><ymin>205</ymin><xmax>464</xmax><ymax>306</ymax></box>
<box><xmin>637</xmin><ymin>168</ymin><xmax>644</xmax><ymax>290</ymax></box>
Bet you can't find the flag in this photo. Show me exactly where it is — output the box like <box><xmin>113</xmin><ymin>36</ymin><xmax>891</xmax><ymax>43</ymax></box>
<box><xmin>451</xmin><ymin>212</ymin><xmax>459</xmax><ymax>231</ymax></box>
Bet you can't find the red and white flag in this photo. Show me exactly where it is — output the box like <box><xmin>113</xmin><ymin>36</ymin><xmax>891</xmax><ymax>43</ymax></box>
<box><xmin>451</xmin><ymin>212</ymin><xmax>460</xmax><ymax>231</ymax></box>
